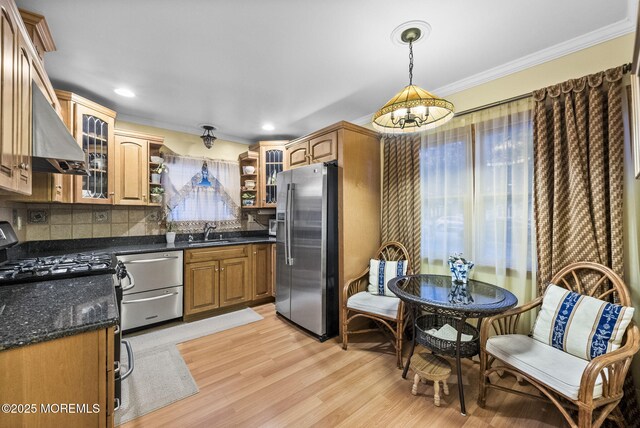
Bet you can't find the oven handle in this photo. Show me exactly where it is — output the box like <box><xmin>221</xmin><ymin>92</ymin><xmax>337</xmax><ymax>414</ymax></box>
<box><xmin>121</xmin><ymin>340</ymin><xmax>134</xmax><ymax>380</ymax></box>
<box><xmin>124</xmin><ymin>256</ymin><xmax>180</xmax><ymax>264</ymax></box>
<box><xmin>122</xmin><ymin>291</ymin><xmax>179</xmax><ymax>304</ymax></box>
<box><xmin>121</xmin><ymin>271</ymin><xmax>135</xmax><ymax>292</ymax></box>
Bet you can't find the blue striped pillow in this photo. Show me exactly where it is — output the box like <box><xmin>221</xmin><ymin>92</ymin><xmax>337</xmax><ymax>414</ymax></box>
<box><xmin>532</xmin><ymin>284</ymin><xmax>635</xmax><ymax>360</ymax></box>
<box><xmin>367</xmin><ymin>259</ymin><xmax>407</xmax><ymax>296</ymax></box>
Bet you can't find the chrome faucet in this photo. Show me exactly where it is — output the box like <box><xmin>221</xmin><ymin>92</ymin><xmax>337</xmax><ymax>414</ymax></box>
<box><xmin>203</xmin><ymin>223</ymin><xmax>217</xmax><ymax>241</ymax></box>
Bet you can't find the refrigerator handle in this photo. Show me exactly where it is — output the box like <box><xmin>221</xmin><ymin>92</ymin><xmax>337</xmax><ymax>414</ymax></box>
<box><xmin>286</xmin><ymin>183</ymin><xmax>294</xmax><ymax>265</ymax></box>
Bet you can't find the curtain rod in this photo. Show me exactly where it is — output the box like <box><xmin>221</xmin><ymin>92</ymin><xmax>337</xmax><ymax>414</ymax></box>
<box><xmin>453</xmin><ymin>63</ymin><xmax>633</xmax><ymax>118</ymax></box>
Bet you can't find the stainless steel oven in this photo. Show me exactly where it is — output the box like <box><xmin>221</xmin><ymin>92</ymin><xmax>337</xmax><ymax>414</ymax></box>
<box><xmin>118</xmin><ymin>251</ymin><xmax>184</xmax><ymax>331</ymax></box>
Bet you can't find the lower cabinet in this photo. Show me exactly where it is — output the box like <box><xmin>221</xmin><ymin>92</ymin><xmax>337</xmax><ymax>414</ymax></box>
<box><xmin>219</xmin><ymin>257</ymin><xmax>251</xmax><ymax>307</ymax></box>
<box><xmin>252</xmin><ymin>244</ymin><xmax>272</xmax><ymax>300</ymax></box>
<box><xmin>0</xmin><ymin>327</ymin><xmax>114</xmax><ymax>427</ymax></box>
<box><xmin>184</xmin><ymin>260</ymin><xmax>220</xmax><ymax>316</ymax></box>
<box><xmin>184</xmin><ymin>243</ymin><xmax>273</xmax><ymax>319</ymax></box>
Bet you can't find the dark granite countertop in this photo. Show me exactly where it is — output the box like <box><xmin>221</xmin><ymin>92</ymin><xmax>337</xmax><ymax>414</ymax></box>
<box><xmin>106</xmin><ymin>236</ymin><xmax>276</xmax><ymax>256</ymax></box>
<box><xmin>0</xmin><ymin>273</ymin><xmax>118</xmax><ymax>351</ymax></box>
<box><xmin>0</xmin><ymin>233</ymin><xmax>275</xmax><ymax>351</ymax></box>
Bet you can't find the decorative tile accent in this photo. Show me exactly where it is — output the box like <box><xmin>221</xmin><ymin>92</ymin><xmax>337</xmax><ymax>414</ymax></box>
<box><xmin>27</xmin><ymin>209</ymin><xmax>49</xmax><ymax>224</ymax></box>
<box><xmin>146</xmin><ymin>208</ymin><xmax>161</xmax><ymax>223</ymax></box>
<box><xmin>93</xmin><ymin>210</ymin><xmax>110</xmax><ymax>224</ymax></box>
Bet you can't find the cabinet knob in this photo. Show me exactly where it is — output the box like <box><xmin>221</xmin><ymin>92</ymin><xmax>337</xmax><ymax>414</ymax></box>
<box><xmin>56</xmin><ymin>185</ymin><xmax>62</xmax><ymax>189</ymax></box>
<box><xmin>16</xmin><ymin>163</ymin><xmax>27</xmax><ymax>170</ymax></box>
<box><xmin>215</xmin><ymin>268</ymin><xmax>219</xmax><ymax>271</ymax></box>
<box><xmin>109</xmin><ymin>192</ymin><xmax>115</xmax><ymax>195</ymax></box>
<box><xmin>221</xmin><ymin>267</ymin><xmax>225</xmax><ymax>271</ymax></box>
<box><xmin>253</xmin><ymin>251</ymin><xmax>257</xmax><ymax>255</ymax></box>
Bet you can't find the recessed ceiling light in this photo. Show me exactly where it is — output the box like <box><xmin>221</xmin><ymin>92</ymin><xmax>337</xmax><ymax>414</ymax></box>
<box><xmin>262</xmin><ymin>123</ymin><xmax>275</xmax><ymax>131</ymax></box>
<box><xmin>114</xmin><ymin>88</ymin><xmax>135</xmax><ymax>98</ymax></box>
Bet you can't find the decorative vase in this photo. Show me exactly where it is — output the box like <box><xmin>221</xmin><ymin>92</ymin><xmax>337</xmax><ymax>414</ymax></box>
<box><xmin>447</xmin><ymin>254</ymin><xmax>474</xmax><ymax>284</ymax></box>
<box><xmin>166</xmin><ymin>231</ymin><xmax>176</xmax><ymax>244</ymax></box>
<box><xmin>243</xmin><ymin>166</ymin><xmax>256</xmax><ymax>174</ymax></box>
<box><xmin>245</xmin><ymin>180</ymin><xmax>256</xmax><ymax>190</ymax></box>
<box><xmin>151</xmin><ymin>173</ymin><xmax>162</xmax><ymax>184</ymax></box>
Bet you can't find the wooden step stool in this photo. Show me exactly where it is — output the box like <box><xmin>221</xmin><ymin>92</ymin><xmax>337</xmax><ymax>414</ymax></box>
<box><xmin>410</xmin><ymin>351</ymin><xmax>451</xmax><ymax>407</ymax></box>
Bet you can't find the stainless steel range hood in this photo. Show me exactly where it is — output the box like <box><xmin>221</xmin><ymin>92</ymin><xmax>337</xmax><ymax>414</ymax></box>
<box><xmin>32</xmin><ymin>82</ymin><xmax>88</xmax><ymax>175</ymax></box>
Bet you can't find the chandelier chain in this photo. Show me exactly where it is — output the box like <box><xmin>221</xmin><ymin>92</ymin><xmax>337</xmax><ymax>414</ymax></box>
<box><xmin>408</xmin><ymin>40</ymin><xmax>413</xmax><ymax>86</ymax></box>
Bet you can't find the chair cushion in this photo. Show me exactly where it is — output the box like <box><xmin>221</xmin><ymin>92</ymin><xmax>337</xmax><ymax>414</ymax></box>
<box><xmin>347</xmin><ymin>291</ymin><xmax>400</xmax><ymax>319</ymax></box>
<box><xmin>532</xmin><ymin>284</ymin><xmax>634</xmax><ymax>360</ymax></box>
<box><xmin>486</xmin><ymin>334</ymin><xmax>603</xmax><ymax>400</ymax></box>
<box><xmin>368</xmin><ymin>259</ymin><xmax>407</xmax><ymax>296</ymax></box>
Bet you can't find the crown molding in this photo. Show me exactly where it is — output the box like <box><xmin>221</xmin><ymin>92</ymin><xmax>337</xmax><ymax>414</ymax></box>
<box><xmin>432</xmin><ymin>17</ymin><xmax>636</xmax><ymax>97</ymax></box>
<box><xmin>116</xmin><ymin>113</ymin><xmax>253</xmax><ymax>145</ymax></box>
<box><xmin>351</xmin><ymin>15</ymin><xmax>636</xmax><ymax>126</ymax></box>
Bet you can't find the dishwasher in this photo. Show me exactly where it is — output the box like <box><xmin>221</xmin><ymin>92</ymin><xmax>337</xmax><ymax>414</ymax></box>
<box><xmin>118</xmin><ymin>250</ymin><xmax>184</xmax><ymax>331</ymax></box>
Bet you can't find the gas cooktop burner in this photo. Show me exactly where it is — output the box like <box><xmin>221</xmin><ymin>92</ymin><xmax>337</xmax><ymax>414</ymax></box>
<box><xmin>0</xmin><ymin>252</ymin><xmax>116</xmax><ymax>285</ymax></box>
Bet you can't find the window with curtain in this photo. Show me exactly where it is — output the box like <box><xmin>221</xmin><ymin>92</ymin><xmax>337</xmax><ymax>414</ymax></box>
<box><xmin>421</xmin><ymin>98</ymin><xmax>535</xmax><ymax>286</ymax></box>
<box><xmin>162</xmin><ymin>155</ymin><xmax>241</xmax><ymax>230</ymax></box>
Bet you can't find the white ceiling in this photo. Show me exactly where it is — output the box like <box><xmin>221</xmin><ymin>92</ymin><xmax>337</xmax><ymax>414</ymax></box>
<box><xmin>16</xmin><ymin>0</ymin><xmax>638</xmax><ymax>144</ymax></box>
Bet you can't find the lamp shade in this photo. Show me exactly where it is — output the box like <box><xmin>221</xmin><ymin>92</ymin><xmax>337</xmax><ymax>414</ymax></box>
<box><xmin>372</xmin><ymin>84</ymin><xmax>454</xmax><ymax>134</ymax></box>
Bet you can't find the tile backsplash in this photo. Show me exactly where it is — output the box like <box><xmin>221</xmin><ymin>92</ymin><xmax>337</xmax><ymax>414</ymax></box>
<box><xmin>0</xmin><ymin>200</ymin><xmax>163</xmax><ymax>242</ymax></box>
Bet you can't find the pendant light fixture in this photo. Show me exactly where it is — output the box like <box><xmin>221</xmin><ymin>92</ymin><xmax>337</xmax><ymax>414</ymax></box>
<box><xmin>200</xmin><ymin>125</ymin><xmax>217</xmax><ymax>149</ymax></box>
<box><xmin>372</xmin><ymin>26</ymin><xmax>454</xmax><ymax>134</ymax></box>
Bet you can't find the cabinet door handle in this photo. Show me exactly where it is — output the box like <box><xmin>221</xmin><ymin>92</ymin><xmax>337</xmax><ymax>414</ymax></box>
<box><xmin>215</xmin><ymin>268</ymin><xmax>219</xmax><ymax>271</ymax></box>
<box><xmin>56</xmin><ymin>185</ymin><xmax>62</xmax><ymax>189</ymax></box>
<box><xmin>221</xmin><ymin>267</ymin><xmax>225</xmax><ymax>271</ymax></box>
<box><xmin>109</xmin><ymin>192</ymin><xmax>115</xmax><ymax>195</ymax></box>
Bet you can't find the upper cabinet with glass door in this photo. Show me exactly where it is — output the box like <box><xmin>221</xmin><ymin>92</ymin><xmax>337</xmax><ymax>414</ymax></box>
<box><xmin>252</xmin><ymin>141</ymin><xmax>286</xmax><ymax>208</ymax></box>
<box><xmin>56</xmin><ymin>91</ymin><xmax>116</xmax><ymax>204</ymax></box>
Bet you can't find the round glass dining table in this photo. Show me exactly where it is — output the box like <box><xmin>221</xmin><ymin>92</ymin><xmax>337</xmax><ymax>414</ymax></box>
<box><xmin>388</xmin><ymin>274</ymin><xmax>518</xmax><ymax>415</ymax></box>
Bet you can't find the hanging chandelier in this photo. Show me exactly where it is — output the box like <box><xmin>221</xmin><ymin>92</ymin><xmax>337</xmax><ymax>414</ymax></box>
<box><xmin>200</xmin><ymin>125</ymin><xmax>217</xmax><ymax>149</ymax></box>
<box><xmin>372</xmin><ymin>27</ymin><xmax>454</xmax><ymax>134</ymax></box>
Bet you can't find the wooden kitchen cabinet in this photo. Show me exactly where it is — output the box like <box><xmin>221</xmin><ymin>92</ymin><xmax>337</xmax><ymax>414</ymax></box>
<box><xmin>184</xmin><ymin>243</ymin><xmax>272</xmax><ymax>320</ymax></box>
<box><xmin>0</xmin><ymin>327</ymin><xmax>114</xmax><ymax>427</ymax></box>
<box><xmin>56</xmin><ymin>90</ymin><xmax>117</xmax><ymax>205</ymax></box>
<box><xmin>184</xmin><ymin>245</ymin><xmax>250</xmax><ymax>319</ymax></box>
<box><xmin>285</xmin><ymin>131</ymin><xmax>337</xmax><ymax>170</ymax></box>
<box><xmin>0</xmin><ymin>1</ymin><xmax>62</xmax><ymax>196</ymax></box>
<box><xmin>271</xmin><ymin>243</ymin><xmax>276</xmax><ymax>297</ymax></box>
<box><xmin>251</xmin><ymin>243</ymin><xmax>271</xmax><ymax>300</ymax></box>
<box><xmin>254</xmin><ymin>141</ymin><xmax>285</xmax><ymax>208</ymax></box>
<box><xmin>219</xmin><ymin>257</ymin><xmax>251</xmax><ymax>307</ymax></box>
<box><xmin>285</xmin><ymin>121</ymin><xmax>381</xmax><ymax>338</ymax></box>
<box><xmin>14</xmin><ymin>31</ymin><xmax>32</xmax><ymax>194</ymax></box>
<box><xmin>184</xmin><ymin>260</ymin><xmax>220</xmax><ymax>316</ymax></box>
<box><xmin>285</xmin><ymin>140</ymin><xmax>309</xmax><ymax>170</ymax></box>
<box><xmin>113</xmin><ymin>130</ymin><xmax>152</xmax><ymax>206</ymax></box>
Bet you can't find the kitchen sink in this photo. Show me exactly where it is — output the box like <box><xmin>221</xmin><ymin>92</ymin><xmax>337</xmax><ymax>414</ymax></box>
<box><xmin>187</xmin><ymin>240</ymin><xmax>230</xmax><ymax>247</ymax></box>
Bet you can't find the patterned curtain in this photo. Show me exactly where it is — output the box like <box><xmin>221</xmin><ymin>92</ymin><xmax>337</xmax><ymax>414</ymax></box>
<box><xmin>532</xmin><ymin>65</ymin><xmax>639</xmax><ymax>425</ymax></box>
<box><xmin>533</xmin><ymin>66</ymin><xmax>624</xmax><ymax>292</ymax></box>
<box><xmin>381</xmin><ymin>134</ymin><xmax>421</xmax><ymax>270</ymax></box>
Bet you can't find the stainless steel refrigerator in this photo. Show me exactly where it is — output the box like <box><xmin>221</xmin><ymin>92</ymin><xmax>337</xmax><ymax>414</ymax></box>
<box><xmin>275</xmin><ymin>162</ymin><xmax>338</xmax><ymax>341</ymax></box>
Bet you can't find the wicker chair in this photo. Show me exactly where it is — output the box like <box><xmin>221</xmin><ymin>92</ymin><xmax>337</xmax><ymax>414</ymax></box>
<box><xmin>342</xmin><ymin>241</ymin><xmax>412</xmax><ymax>368</ymax></box>
<box><xmin>478</xmin><ymin>262</ymin><xmax>640</xmax><ymax>428</ymax></box>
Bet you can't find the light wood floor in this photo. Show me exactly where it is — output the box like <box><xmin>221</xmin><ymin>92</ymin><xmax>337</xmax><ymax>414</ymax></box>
<box><xmin>122</xmin><ymin>304</ymin><xmax>565</xmax><ymax>428</ymax></box>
